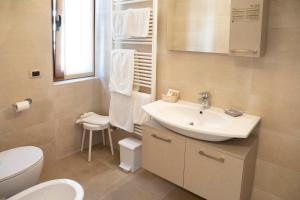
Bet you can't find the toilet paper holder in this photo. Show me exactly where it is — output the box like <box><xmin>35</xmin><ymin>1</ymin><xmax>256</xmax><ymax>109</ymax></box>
<box><xmin>24</xmin><ymin>98</ymin><xmax>33</xmax><ymax>104</ymax></box>
<box><xmin>12</xmin><ymin>98</ymin><xmax>33</xmax><ymax>111</ymax></box>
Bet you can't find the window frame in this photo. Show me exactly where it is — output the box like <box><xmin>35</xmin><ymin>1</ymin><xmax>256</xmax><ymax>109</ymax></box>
<box><xmin>51</xmin><ymin>0</ymin><xmax>96</xmax><ymax>82</ymax></box>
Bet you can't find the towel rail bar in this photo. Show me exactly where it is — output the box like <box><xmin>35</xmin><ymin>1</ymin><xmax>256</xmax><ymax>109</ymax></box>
<box><xmin>135</xmin><ymin>52</ymin><xmax>152</xmax><ymax>55</ymax></box>
<box><xmin>134</xmin><ymin>83</ymin><xmax>151</xmax><ymax>88</ymax></box>
<box><xmin>134</xmin><ymin>70</ymin><xmax>152</xmax><ymax>75</ymax></box>
<box><xmin>114</xmin><ymin>0</ymin><xmax>152</xmax><ymax>6</ymax></box>
<box><xmin>135</xmin><ymin>61</ymin><xmax>152</xmax><ymax>65</ymax></box>
<box><xmin>134</xmin><ymin>72</ymin><xmax>151</xmax><ymax>77</ymax></box>
<box><xmin>135</xmin><ymin>64</ymin><xmax>152</xmax><ymax>68</ymax></box>
<box><xmin>135</xmin><ymin>63</ymin><xmax>152</xmax><ymax>67</ymax></box>
<box><xmin>135</xmin><ymin>56</ymin><xmax>153</xmax><ymax>59</ymax></box>
<box><xmin>134</xmin><ymin>125</ymin><xmax>143</xmax><ymax>131</ymax></box>
<box><xmin>133</xmin><ymin>124</ymin><xmax>143</xmax><ymax>136</ymax></box>
<box><xmin>134</xmin><ymin>71</ymin><xmax>152</xmax><ymax>76</ymax></box>
<box><xmin>134</xmin><ymin>74</ymin><xmax>152</xmax><ymax>80</ymax></box>
<box><xmin>135</xmin><ymin>59</ymin><xmax>152</xmax><ymax>61</ymax></box>
<box><xmin>114</xmin><ymin>38</ymin><xmax>152</xmax><ymax>41</ymax></box>
<box><xmin>134</xmin><ymin>66</ymin><xmax>152</xmax><ymax>71</ymax></box>
<box><xmin>135</xmin><ymin>59</ymin><xmax>152</xmax><ymax>63</ymax></box>
<box><xmin>113</xmin><ymin>41</ymin><xmax>152</xmax><ymax>45</ymax></box>
<box><xmin>134</xmin><ymin>75</ymin><xmax>152</xmax><ymax>81</ymax></box>
<box><xmin>134</xmin><ymin>79</ymin><xmax>151</xmax><ymax>85</ymax></box>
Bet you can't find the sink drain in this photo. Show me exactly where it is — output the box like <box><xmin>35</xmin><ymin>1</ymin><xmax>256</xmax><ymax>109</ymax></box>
<box><xmin>189</xmin><ymin>122</ymin><xmax>194</xmax><ymax>126</ymax></box>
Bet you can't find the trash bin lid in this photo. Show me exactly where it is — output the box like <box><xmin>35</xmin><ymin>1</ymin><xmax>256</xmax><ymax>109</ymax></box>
<box><xmin>118</xmin><ymin>137</ymin><xmax>142</xmax><ymax>150</ymax></box>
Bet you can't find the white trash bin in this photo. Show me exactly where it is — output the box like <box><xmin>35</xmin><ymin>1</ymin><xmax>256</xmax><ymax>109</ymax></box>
<box><xmin>118</xmin><ymin>137</ymin><xmax>142</xmax><ymax>172</ymax></box>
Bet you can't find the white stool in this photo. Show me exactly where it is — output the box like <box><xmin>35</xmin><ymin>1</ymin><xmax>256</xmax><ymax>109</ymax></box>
<box><xmin>80</xmin><ymin>119</ymin><xmax>114</xmax><ymax>162</ymax></box>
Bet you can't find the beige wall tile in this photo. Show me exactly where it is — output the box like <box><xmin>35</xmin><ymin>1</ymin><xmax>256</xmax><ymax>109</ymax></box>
<box><xmin>1</xmin><ymin>0</ymin><xmax>300</xmax><ymax>199</ymax></box>
<box><xmin>39</xmin><ymin>142</ymin><xmax>57</xmax><ymax>170</ymax></box>
<box><xmin>257</xmin><ymin>129</ymin><xmax>300</xmax><ymax>172</ymax></box>
<box><xmin>268</xmin><ymin>0</ymin><xmax>300</xmax><ymax>29</ymax></box>
<box><xmin>254</xmin><ymin>159</ymin><xmax>300</xmax><ymax>200</ymax></box>
<box><xmin>156</xmin><ymin>0</ymin><xmax>300</xmax><ymax>199</ymax></box>
<box><xmin>251</xmin><ymin>188</ymin><xmax>282</xmax><ymax>200</ymax></box>
<box><xmin>54</xmin><ymin>115</ymin><xmax>87</xmax><ymax>160</ymax></box>
<box><xmin>0</xmin><ymin>0</ymin><xmax>102</xmax><ymax>164</ymax></box>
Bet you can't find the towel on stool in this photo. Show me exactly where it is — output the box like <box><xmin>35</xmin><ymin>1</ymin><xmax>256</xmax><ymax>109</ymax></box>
<box><xmin>76</xmin><ymin>113</ymin><xmax>109</xmax><ymax>127</ymax></box>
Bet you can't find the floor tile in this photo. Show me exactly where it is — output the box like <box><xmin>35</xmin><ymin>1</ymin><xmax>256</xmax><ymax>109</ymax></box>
<box><xmin>41</xmin><ymin>144</ymin><xmax>204</xmax><ymax>200</ymax></box>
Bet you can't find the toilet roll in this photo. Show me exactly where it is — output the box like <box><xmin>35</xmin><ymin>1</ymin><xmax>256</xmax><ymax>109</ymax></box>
<box><xmin>14</xmin><ymin>101</ymin><xmax>31</xmax><ymax>112</ymax></box>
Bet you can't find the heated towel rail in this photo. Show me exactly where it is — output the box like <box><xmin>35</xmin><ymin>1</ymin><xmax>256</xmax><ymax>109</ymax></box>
<box><xmin>113</xmin><ymin>0</ymin><xmax>157</xmax><ymax>136</ymax></box>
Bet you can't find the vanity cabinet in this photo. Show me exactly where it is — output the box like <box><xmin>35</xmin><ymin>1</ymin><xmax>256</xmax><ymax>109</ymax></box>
<box><xmin>142</xmin><ymin>123</ymin><xmax>186</xmax><ymax>186</ymax></box>
<box><xmin>142</xmin><ymin>120</ymin><xmax>257</xmax><ymax>200</ymax></box>
<box><xmin>184</xmin><ymin>139</ymin><xmax>243</xmax><ymax>200</ymax></box>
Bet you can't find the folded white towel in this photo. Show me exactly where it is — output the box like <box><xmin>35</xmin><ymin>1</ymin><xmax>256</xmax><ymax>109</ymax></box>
<box><xmin>109</xmin><ymin>92</ymin><xmax>134</xmax><ymax>132</ymax></box>
<box><xmin>109</xmin><ymin>49</ymin><xmax>135</xmax><ymax>96</ymax></box>
<box><xmin>132</xmin><ymin>91</ymin><xmax>151</xmax><ymax>125</ymax></box>
<box><xmin>76</xmin><ymin>113</ymin><xmax>109</xmax><ymax>126</ymax></box>
<box><xmin>112</xmin><ymin>10</ymin><xmax>131</xmax><ymax>39</ymax></box>
<box><xmin>129</xmin><ymin>8</ymin><xmax>151</xmax><ymax>37</ymax></box>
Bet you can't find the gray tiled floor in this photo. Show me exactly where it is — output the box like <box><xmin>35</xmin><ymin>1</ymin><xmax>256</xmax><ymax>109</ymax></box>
<box><xmin>41</xmin><ymin>145</ymin><xmax>204</xmax><ymax>200</ymax></box>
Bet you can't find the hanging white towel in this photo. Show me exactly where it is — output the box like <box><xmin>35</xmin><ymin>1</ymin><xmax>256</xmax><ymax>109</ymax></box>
<box><xmin>129</xmin><ymin>8</ymin><xmax>151</xmax><ymax>37</ymax></box>
<box><xmin>109</xmin><ymin>91</ymin><xmax>151</xmax><ymax>133</ymax></box>
<box><xmin>132</xmin><ymin>91</ymin><xmax>151</xmax><ymax>125</ymax></box>
<box><xmin>112</xmin><ymin>10</ymin><xmax>131</xmax><ymax>39</ymax></box>
<box><xmin>109</xmin><ymin>49</ymin><xmax>135</xmax><ymax>96</ymax></box>
<box><xmin>109</xmin><ymin>92</ymin><xmax>134</xmax><ymax>132</ymax></box>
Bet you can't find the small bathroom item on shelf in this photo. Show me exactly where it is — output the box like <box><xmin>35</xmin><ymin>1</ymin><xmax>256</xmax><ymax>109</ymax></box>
<box><xmin>161</xmin><ymin>89</ymin><xmax>180</xmax><ymax>103</ymax></box>
<box><xmin>224</xmin><ymin>109</ymin><xmax>244</xmax><ymax>117</ymax></box>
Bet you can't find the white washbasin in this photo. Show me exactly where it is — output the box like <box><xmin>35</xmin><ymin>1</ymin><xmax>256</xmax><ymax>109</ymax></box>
<box><xmin>142</xmin><ymin>100</ymin><xmax>260</xmax><ymax>142</ymax></box>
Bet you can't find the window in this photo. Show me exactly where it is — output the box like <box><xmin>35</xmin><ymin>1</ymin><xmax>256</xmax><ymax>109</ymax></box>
<box><xmin>52</xmin><ymin>0</ymin><xmax>95</xmax><ymax>81</ymax></box>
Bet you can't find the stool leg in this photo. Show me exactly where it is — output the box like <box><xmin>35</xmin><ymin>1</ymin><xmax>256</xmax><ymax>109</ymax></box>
<box><xmin>88</xmin><ymin>130</ymin><xmax>93</xmax><ymax>162</ymax></box>
<box><xmin>102</xmin><ymin>130</ymin><xmax>106</xmax><ymax>146</ymax></box>
<box><xmin>81</xmin><ymin>129</ymin><xmax>86</xmax><ymax>152</ymax></box>
<box><xmin>108</xmin><ymin>126</ymin><xmax>114</xmax><ymax>155</ymax></box>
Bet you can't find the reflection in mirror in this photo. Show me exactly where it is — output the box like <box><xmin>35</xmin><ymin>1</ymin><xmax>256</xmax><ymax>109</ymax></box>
<box><xmin>167</xmin><ymin>0</ymin><xmax>231</xmax><ymax>54</ymax></box>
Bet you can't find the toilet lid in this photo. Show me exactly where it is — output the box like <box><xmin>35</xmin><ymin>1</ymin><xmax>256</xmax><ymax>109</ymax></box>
<box><xmin>0</xmin><ymin>146</ymin><xmax>43</xmax><ymax>182</ymax></box>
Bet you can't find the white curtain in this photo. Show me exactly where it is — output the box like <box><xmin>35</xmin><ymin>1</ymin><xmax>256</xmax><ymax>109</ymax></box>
<box><xmin>95</xmin><ymin>0</ymin><xmax>112</xmax><ymax>112</ymax></box>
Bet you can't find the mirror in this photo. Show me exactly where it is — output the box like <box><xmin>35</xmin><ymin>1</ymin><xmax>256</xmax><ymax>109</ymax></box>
<box><xmin>167</xmin><ymin>0</ymin><xmax>231</xmax><ymax>54</ymax></box>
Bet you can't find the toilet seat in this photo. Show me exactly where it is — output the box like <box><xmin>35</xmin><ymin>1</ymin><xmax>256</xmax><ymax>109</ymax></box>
<box><xmin>0</xmin><ymin>146</ymin><xmax>43</xmax><ymax>183</ymax></box>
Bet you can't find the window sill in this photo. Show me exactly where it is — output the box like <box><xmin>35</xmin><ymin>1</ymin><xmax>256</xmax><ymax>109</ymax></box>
<box><xmin>53</xmin><ymin>76</ymin><xmax>98</xmax><ymax>86</ymax></box>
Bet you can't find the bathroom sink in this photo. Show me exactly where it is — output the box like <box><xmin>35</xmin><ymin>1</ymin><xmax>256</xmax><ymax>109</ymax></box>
<box><xmin>142</xmin><ymin>100</ymin><xmax>260</xmax><ymax>142</ymax></box>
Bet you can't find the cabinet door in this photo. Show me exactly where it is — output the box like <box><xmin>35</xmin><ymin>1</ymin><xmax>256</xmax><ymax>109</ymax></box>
<box><xmin>184</xmin><ymin>139</ymin><xmax>244</xmax><ymax>200</ymax></box>
<box><xmin>229</xmin><ymin>0</ymin><xmax>266</xmax><ymax>57</ymax></box>
<box><xmin>142</xmin><ymin>126</ymin><xmax>185</xmax><ymax>186</ymax></box>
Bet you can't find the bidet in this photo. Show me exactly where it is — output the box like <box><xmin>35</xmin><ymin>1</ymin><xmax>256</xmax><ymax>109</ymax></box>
<box><xmin>7</xmin><ymin>179</ymin><xmax>84</xmax><ymax>200</ymax></box>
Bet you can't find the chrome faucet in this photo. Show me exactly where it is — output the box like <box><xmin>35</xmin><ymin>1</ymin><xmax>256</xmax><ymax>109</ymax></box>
<box><xmin>198</xmin><ymin>91</ymin><xmax>210</xmax><ymax>110</ymax></box>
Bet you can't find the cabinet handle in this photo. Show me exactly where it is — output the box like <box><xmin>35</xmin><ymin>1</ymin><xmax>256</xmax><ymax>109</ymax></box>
<box><xmin>151</xmin><ymin>134</ymin><xmax>172</xmax><ymax>143</ymax></box>
<box><xmin>198</xmin><ymin>150</ymin><xmax>225</xmax><ymax>163</ymax></box>
<box><xmin>230</xmin><ymin>49</ymin><xmax>258</xmax><ymax>54</ymax></box>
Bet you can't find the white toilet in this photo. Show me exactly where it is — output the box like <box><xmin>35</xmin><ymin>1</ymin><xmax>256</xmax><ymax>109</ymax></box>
<box><xmin>0</xmin><ymin>146</ymin><xmax>44</xmax><ymax>198</ymax></box>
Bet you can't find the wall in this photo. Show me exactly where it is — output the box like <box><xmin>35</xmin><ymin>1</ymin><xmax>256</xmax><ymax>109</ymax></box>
<box><xmin>0</xmin><ymin>0</ymin><xmax>103</xmax><ymax>167</ymax></box>
<box><xmin>157</xmin><ymin>0</ymin><xmax>300</xmax><ymax>199</ymax></box>
<box><xmin>1</xmin><ymin>0</ymin><xmax>298</xmax><ymax>198</ymax></box>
